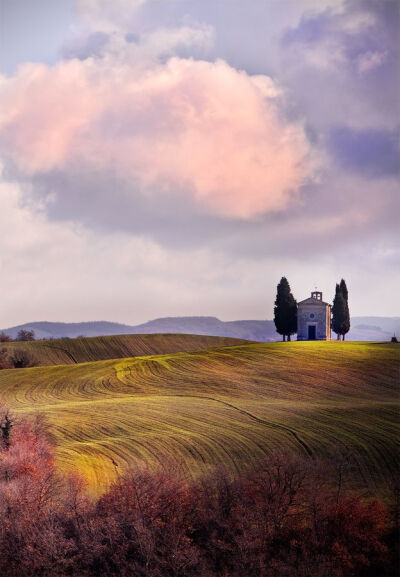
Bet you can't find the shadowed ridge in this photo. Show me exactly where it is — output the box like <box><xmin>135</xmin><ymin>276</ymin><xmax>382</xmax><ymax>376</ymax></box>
<box><xmin>1</xmin><ymin>333</ymin><xmax>254</xmax><ymax>366</ymax></box>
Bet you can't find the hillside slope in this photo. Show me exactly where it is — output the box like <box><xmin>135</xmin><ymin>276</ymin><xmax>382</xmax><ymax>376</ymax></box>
<box><xmin>2</xmin><ymin>333</ymin><xmax>252</xmax><ymax>366</ymax></box>
<box><xmin>0</xmin><ymin>341</ymin><xmax>398</xmax><ymax>497</ymax></box>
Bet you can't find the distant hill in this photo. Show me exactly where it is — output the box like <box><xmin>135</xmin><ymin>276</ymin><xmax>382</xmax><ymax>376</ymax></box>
<box><xmin>131</xmin><ymin>317</ymin><xmax>275</xmax><ymax>341</ymax></box>
<box><xmin>2</xmin><ymin>316</ymin><xmax>399</xmax><ymax>342</ymax></box>
<box><xmin>1</xmin><ymin>321</ymin><xmax>136</xmax><ymax>340</ymax></box>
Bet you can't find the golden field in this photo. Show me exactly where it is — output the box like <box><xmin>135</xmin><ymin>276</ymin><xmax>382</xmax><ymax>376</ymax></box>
<box><xmin>0</xmin><ymin>336</ymin><xmax>398</xmax><ymax>497</ymax></box>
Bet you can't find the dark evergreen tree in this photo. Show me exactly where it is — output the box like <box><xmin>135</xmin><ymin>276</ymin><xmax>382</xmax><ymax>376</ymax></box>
<box><xmin>332</xmin><ymin>280</ymin><xmax>350</xmax><ymax>340</ymax></box>
<box><xmin>332</xmin><ymin>284</ymin><xmax>345</xmax><ymax>340</ymax></box>
<box><xmin>339</xmin><ymin>279</ymin><xmax>350</xmax><ymax>340</ymax></box>
<box><xmin>339</xmin><ymin>279</ymin><xmax>348</xmax><ymax>302</ymax></box>
<box><xmin>274</xmin><ymin>277</ymin><xmax>297</xmax><ymax>341</ymax></box>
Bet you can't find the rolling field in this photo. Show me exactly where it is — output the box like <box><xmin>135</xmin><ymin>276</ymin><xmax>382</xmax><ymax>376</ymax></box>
<box><xmin>0</xmin><ymin>339</ymin><xmax>398</xmax><ymax>498</ymax></box>
<box><xmin>2</xmin><ymin>333</ymin><xmax>251</xmax><ymax>366</ymax></box>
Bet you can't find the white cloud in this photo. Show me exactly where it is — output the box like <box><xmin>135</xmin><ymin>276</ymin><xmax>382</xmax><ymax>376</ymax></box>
<box><xmin>0</xmin><ymin>45</ymin><xmax>312</xmax><ymax>220</ymax></box>
<box><xmin>76</xmin><ymin>0</ymin><xmax>148</xmax><ymax>33</ymax></box>
<box><xmin>357</xmin><ymin>50</ymin><xmax>387</xmax><ymax>75</ymax></box>
<box><xmin>0</xmin><ymin>177</ymin><xmax>225</xmax><ymax>326</ymax></box>
<box><xmin>1</xmin><ymin>174</ymin><xmax>397</xmax><ymax>328</ymax></box>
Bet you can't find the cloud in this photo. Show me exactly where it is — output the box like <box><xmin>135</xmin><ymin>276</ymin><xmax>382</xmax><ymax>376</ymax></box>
<box><xmin>0</xmin><ymin>176</ymin><xmax>333</xmax><ymax>327</ymax></box>
<box><xmin>328</xmin><ymin>127</ymin><xmax>400</xmax><ymax>177</ymax></box>
<box><xmin>280</xmin><ymin>0</ymin><xmax>400</xmax><ymax>131</ymax></box>
<box><xmin>3</xmin><ymin>173</ymin><xmax>399</xmax><ymax>329</ymax></box>
<box><xmin>62</xmin><ymin>21</ymin><xmax>215</xmax><ymax>63</ymax></box>
<box><xmin>0</xmin><ymin>48</ymin><xmax>311</xmax><ymax>221</ymax></box>
<box><xmin>356</xmin><ymin>50</ymin><xmax>387</xmax><ymax>75</ymax></box>
<box><xmin>2</xmin><ymin>175</ymin><xmax>398</xmax><ymax>330</ymax></box>
<box><xmin>0</xmin><ymin>0</ymin><xmax>399</xmax><ymax>326</ymax></box>
<box><xmin>61</xmin><ymin>31</ymin><xmax>110</xmax><ymax>60</ymax></box>
<box><xmin>76</xmin><ymin>0</ymin><xmax>148</xmax><ymax>33</ymax></box>
<box><xmin>0</xmin><ymin>176</ymin><xmax>242</xmax><ymax>326</ymax></box>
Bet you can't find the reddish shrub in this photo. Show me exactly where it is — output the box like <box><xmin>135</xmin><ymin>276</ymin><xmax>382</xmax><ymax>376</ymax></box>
<box><xmin>0</xmin><ymin>403</ymin><xmax>396</xmax><ymax>577</ymax></box>
<box><xmin>0</xmin><ymin>348</ymin><xmax>11</xmax><ymax>370</ymax></box>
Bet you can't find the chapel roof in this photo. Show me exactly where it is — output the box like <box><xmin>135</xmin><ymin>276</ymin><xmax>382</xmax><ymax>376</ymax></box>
<box><xmin>298</xmin><ymin>296</ymin><xmax>331</xmax><ymax>307</ymax></box>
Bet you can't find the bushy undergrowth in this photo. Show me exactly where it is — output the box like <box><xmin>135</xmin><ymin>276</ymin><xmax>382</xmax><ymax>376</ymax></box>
<box><xmin>0</xmin><ymin>402</ymin><xmax>397</xmax><ymax>577</ymax></box>
<box><xmin>0</xmin><ymin>347</ymin><xmax>38</xmax><ymax>369</ymax></box>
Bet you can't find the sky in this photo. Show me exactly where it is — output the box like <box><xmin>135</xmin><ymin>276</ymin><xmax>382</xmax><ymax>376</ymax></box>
<box><xmin>0</xmin><ymin>0</ymin><xmax>399</xmax><ymax>327</ymax></box>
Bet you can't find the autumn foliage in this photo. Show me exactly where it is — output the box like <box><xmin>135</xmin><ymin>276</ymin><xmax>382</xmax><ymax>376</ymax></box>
<box><xmin>0</xmin><ymin>402</ymin><xmax>397</xmax><ymax>577</ymax></box>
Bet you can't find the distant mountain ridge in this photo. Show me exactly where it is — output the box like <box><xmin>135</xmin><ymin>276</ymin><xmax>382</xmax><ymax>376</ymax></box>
<box><xmin>2</xmin><ymin>316</ymin><xmax>399</xmax><ymax>342</ymax></box>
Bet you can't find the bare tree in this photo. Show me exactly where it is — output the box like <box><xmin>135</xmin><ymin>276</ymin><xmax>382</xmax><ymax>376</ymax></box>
<box><xmin>16</xmin><ymin>329</ymin><xmax>35</xmax><ymax>341</ymax></box>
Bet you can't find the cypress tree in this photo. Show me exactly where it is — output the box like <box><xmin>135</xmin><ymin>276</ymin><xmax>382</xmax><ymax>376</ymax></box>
<box><xmin>332</xmin><ymin>284</ymin><xmax>345</xmax><ymax>340</ymax></box>
<box><xmin>339</xmin><ymin>279</ymin><xmax>350</xmax><ymax>340</ymax></box>
<box><xmin>339</xmin><ymin>279</ymin><xmax>348</xmax><ymax>302</ymax></box>
<box><xmin>332</xmin><ymin>280</ymin><xmax>350</xmax><ymax>340</ymax></box>
<box><xmin>274</xmin><ymin>277</ymin><xmax>297</xmax><ymax>341</ymax></box>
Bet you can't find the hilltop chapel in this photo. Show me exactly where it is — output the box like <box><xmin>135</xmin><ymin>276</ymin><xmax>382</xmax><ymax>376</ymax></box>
<box><xmin>297</xmin><ymin>291</ymin><xmax>331</xmax><ymax>341</ymax></box>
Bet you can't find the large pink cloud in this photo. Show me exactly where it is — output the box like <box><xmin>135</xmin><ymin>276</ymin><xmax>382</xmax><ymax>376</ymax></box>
<box><xmin>0</xmin><ymin>55</ymin><xmax>311</xmax><ymax>219</ymax></box>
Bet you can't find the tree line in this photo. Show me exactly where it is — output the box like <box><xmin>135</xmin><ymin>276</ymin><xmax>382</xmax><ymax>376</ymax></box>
<box><xmin>0</xmin><ymin>329</ymin><xmax>35</xmax><ymax>342</ymax></box>
<box><xmin>0</xmin><ymin>401</ymin><xmax>397</xmax><ymax>577</ymax></box>
<box><xmin>274</xmin><ymin>277</ymin><xmax>350</xmax><ymax>341</ymax></box>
